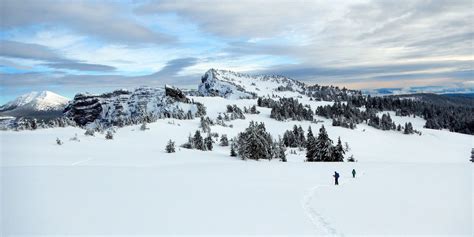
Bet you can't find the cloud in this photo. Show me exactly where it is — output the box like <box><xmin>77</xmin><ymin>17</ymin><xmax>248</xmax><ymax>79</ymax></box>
<box><xmin>1</xmin><ymin>0</ymin><xmax>174</xmax><ymax>44</ymax></box>
<box><xmin>1</xmin><ymin>40</ymin><xmax>65</xmax><ymax>62</ymax></box>
<box><xmin>148</xmin><ymin>57</ymin><xmax>199</xmax><ymax>77</ymax></box>
<box><xmin>42</xmin><ymin>62</ymin><xmax>116</xmax><ymax>72</ymax></box>
<box><xmin>1</xmin><ymin>0</ymin><xmax>472</xmax><ymax>98</ymax></box>
<box><xmin>0</xmin><ymin>40</ymin><xmax>116</xmax><ymax>72</ymax></box>
<box><xmin>137</xmin><ymin>0</ymin><xmax>472</xmax><ymax>62</ymax></box>
<box><xmin>253</xmin><ymin>60</ymin><xmax>473</xmax><ymax>89</ymax></box>
<box><xmin>0</xmin><ymin>57</ymin><xmax>200</xmax><ymax>94</ymax></box>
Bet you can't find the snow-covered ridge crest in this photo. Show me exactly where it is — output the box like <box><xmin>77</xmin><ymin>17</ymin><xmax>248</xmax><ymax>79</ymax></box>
<box><xmin>198</xmin><ymin>69</ymin><xmax>306</xmax><ymax>98</ymax></box>
<box><xmin>0</xmin><ymin>91</ymin><xmax>69</xmax><ymax>112</ymax></box>
<box><xmin>65</xmin><ymin>86</ymin><xmax>202</xmax><ymax>128</ymax></box>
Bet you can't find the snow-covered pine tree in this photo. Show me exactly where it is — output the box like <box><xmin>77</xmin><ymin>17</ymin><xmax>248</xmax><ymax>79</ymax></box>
<box><xmin>332</xmin><ymin>137</ymin><xmax>345</xmax><ymax>162</ymax></box>
<box><xmin>305</xmin><ymin>126</ymin><xmax>317</xmax><ymax>162</ymax></box>
<box><xmin>84</xmin><ymin>129</ymin><xmax>95</xmax><ymax>136</ymax></box>
<box><xmin>235</xmin><ymin>121</ymin><xmax>273</xmax><ymax>160</ymax></box>
<box><xmin>470</xmin><ymin>148</ymin><xmax>474</xmax><ymax>162</ymax></box>
<box><xmin>193</xmin><ymin>130</ymin><xmax>205</xmax><ymax>150</ymax></box>
<box><xmin>200</xmin><ymin>116</ymin><xmax>211</xmax><ymax>133</ymax></box>
<box><xmin>181</xmin><ymin>134</ymin><xmax>194</xmax><ymax>149</ymax></box>
<box><xmin>283</xmin><ymin>130</ymin><xmax>296</xmax><ymax>147</ymax></box>
<box><xmin>105</xmin><ymin>131</ymin><xmax>114</xmax><ymax>140</ymax></box>
<box><xmin>315</xmin><ymin>125</ymin><xmax>333</xmax><ymax>161</ymax></box>
<box><xmin>250</xmin><ymin>105</ymin><xmax>259</xmax><ymax>114</ymax></box>
<box><xmin>140</xmin><ymin>122</ymin><xmax>148</xmax><ymax>131</ymax></box>
<box><xmin>230</xmin><ymin>142</ymin><xmax>237</xmax><ymax>157</ymax></box>
<box><xmin>278</xmin><ymin>137</ymin><xmax>287</xmax><ymax>162</ymax></box>
<box><xmin>297</xmin><ymin>125</ymin><xmax>306</xmax><ymax>147</ymax></box>
<box><xmin>165</xmin><ymin>140</ymin><xmax>176</xmax><ymax>153</ymax></box>
<box><xmin>344</xmin><ymin>141</ymin><xmax>350</xmax><ymax>153</ymax></box>
<box><xmin>404</xmin><ymin>122</ymin><xmax>414</xmax><ymax>134</ymax></box>
<box><xmin>204</xmin><ymin>134</ymin><xmax>213</xmax><ymax>151</ymax></box>
<box><xmin>220</xmin><ymin>134</ymin><xmax>229</xmax><ymax>146</ymax></box>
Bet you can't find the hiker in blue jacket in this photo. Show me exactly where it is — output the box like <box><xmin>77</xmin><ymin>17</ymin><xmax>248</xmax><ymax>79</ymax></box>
<box><xmin>333</xmin><ymin>171</ymin><xmax>340</xmax><ymax>185</ymax></box>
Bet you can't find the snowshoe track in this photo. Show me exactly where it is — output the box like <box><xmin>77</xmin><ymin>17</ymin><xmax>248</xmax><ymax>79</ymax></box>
<box><xmin>302</xmin><ymin>172</ymin><xmax>365</xmax><ymax>236</ymax></box>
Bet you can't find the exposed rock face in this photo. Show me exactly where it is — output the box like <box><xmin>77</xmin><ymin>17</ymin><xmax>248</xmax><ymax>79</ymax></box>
<box><xmin>165</xmin><ymin>85</ymin><xmax>189</xmax><ymax>102</ymax></box>
<box><xmin>64</xmin><ymin>93</ymin><xmax>104</xmax><ymax>126</ymax></box>
<box><xmin>65</xmin><ymin>87</ymin><xmax>199</xmax><ymax>128</ymax></box>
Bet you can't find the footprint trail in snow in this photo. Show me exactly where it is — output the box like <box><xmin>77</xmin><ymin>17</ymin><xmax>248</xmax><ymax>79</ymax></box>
<box><xmin>302</xmin><ymin>172</ymin><xmax>365</xmax><ymax>236</ymax></box>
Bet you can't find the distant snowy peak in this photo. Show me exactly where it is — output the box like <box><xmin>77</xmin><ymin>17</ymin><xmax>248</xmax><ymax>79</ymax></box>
<box><xmin>198</xmin><ymin>69</ymin><xmax>306</xmax><ymax>98</ymax></box>
<box><xmin>0</xmin><ymin>91</ymin><xmax>69</xmax><ymax>113</ymax></box>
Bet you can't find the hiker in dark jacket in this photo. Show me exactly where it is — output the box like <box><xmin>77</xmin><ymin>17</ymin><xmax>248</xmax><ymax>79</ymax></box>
<box><xmin>333</xmin><ymin>171</ymin><xmax>340</xmax><ymax>185</ymax></box>
<box><xmin>352</xmin><ymin>169</ymin><xmax>356</xmax><ymax>178</ymax></box>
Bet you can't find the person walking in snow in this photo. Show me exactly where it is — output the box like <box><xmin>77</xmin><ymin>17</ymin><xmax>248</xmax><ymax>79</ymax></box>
<box><xmin>333</xmin><ymin>171</ymin><xmax>340</xmax><ymax>185</ymax></box>
<box><xmin>352</xmin><ymin>169</ymin><xmax>356</xmax><ymax>178</ymax></box>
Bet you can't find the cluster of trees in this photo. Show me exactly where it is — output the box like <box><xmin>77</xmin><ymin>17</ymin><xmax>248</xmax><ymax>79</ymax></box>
<box><xmin>233</xmin><ymin>121</ymin><xmax>286</xmax><ymax>161</ymax></box>
<box><xmin>226</xmin><ymin>105</ymin><xmax>246</xmax><ymax>120</ymax></box>
<box><xmin>181</xmin><ymin>130</ymin><xmax>214</xmax><ymax>151</ymax></box>
<box><xmin>5</xmin><ymin>117</ymin><xmax>76</xmax><ymax>131</ymax></box>
<box><xmin>243</xmin><ymin>105</ymin><xmax>260</xmax><ymax>114</ymax></box>
<box><xmin>368</xmin><ymin>113</ymin><xmax>396</xmax><ymax>130</ymax></box>
<box><xmin>305</xmin><ymin>84</ymin><xmax>361</xmax><ymax>102</ymax></box>
<box><xmin>282</xmin><ymin>125</ymin><xmax>306</xmax><ymax>148</ymax></box>
<box><xmin>315</xmin><ymin>102</ymin><xmax>420</xmax><ymax>135</ymax></box>
<box><xmin>348</xmin><ymin>94</ymin><xmax>474</xmax><ymax>135</ymax></box>
<box><xmin>258</xmin><ymin>97</ymin><xmax>314</xmax><ymax>121</ymax></box>
<box><xmin>215</xmin><ymin>105</ymin><xmax>246</xmax><ymax>127</ymax></box>
<box><xmin>306</xmin><ymin>125</ymin><xmax>345</xmax><ymax>162</ymax></box>
<box><xmin>315</xmin><ymin>102</ymin><xmax>372</xmax><ymax>130</ymax></box>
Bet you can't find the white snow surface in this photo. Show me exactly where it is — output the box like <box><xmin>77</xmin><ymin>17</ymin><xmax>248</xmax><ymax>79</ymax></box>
<box><xmin>1</xmin><ymin>73</ymin><xmax>473</xmax><ymax>236</ymax></box>
<box><xmin>0</xmin><ymin>91</ymin><xmax>69</xmax><ymax>112</ymax></box>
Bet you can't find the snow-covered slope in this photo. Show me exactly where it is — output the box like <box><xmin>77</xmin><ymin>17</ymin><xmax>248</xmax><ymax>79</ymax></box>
<box><xmin>198</xmin><ymin>69</ymin><xmax>306</xmax><ymax>98</ymax></box>
<box><xmin>0</xmin><ymin>91</ymin><xmax>69</xmax><ymax>117</ymax></box>
<box><xmin>1</xmin><ymin>68</ymin><xmax>473</xmax><ymax>236</ymax></box>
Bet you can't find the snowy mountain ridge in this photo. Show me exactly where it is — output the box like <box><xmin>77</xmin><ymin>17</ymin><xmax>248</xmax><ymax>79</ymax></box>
<box><xmin>198</xmin><ymin>69</ymin><xmax>306</xmax><ymax>98</ymax></box>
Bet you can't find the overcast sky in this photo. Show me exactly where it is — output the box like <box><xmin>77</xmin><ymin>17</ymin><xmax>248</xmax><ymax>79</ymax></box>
<box><xmin>1</xmin><ymin>0</ymin><xmax>473</xmax><ymax>102</ymax></box>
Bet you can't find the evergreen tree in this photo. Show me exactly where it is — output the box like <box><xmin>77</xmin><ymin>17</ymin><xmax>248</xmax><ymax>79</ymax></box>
<box><xmin>278</xmin><ymin>137</ymin><xmax>287</xmax><ymax>162</ymax></box>
<box><xmin>140</xmin><ymin>122</ymin><xmax>148</xmax><ymax>131</ymax></box>
<box><xmin>230</xmin><ymin>142</ymin><xmax>237</xmax><ymax>157</ymax></box>
<box><xmin>297</xmin><ymin>125</ymin><xmax>306</xmax><ymax>146</ymax></box>
<box><xmin>204</xmin><ymin>134</ymin><xmax>213</xmax><ymax>151</ymax></box>
<box><xmin>315</xmin><ymin>125</ymin><xmax>333</xmax><ymax>161</ymax></box>
<box><xmin>332</xmin><ymin>137</ymin><xmax>345</xmax><ymax>162</ymax></box>
<box><xmin>305</xmin><ymin>126</ymin><xmax>317</xmax><ymax>162</ymax></box>
<box><xmin>181</xmin><ymin>134</ymin><xmax>194</xmax><ymax>149</ymax></box>
<box><xmin>105</xmin><ymin>131</ymin><xmax>114</xmax><ymax>140</ymax></box>
<box><xmin>165</xmin><ymin>139</ymin><xmax>176</xmax><ymax>153</ymax></box>
<box><xmin>404</xmin><ymin>122</ymin><xmax>414</xmax><ymax>134</ymax></box>
<box><xmin>193</xmin><ymin>130</ymin><xmax>205</xmax><ymax>150</ymax></box>
<box><xmin>220</xmin><ymin>134</ymin><xmax>229</xmax><ymax>146</ymax></box>
<box><xmin>200</xmin><ymin>116</ymin><xmax>211</xmax><ymax>133</ymax></box>
<box><xmin>235</xmin><ymin>121</ymin><xmax>273</xmax><ymax>160</ymax></box>
<box><xmin>84</xmin><ymin>129</ymin><xmax>95</xmax><ymax>136</ymax></box>
<box><xmin>283</xmin><ymin>130</ymin><xmax>297</xmax><ymax>147</ymax></box>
